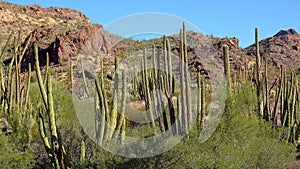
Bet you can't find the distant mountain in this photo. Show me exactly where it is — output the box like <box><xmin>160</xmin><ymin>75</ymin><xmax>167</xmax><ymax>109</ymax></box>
<box><xmin>0</xmin><ymin>2</ymin><xmax>119</xmax><ymax>70</ymax></box>
<box><xmin>1</xmin><ymin>1</ymin><xmax>300</xmax><ymax>77</ymax></box>
<box><xmin>246</xmin><ymin>28</ymin><xmax>300</xmax><ymax>73</ymax></box>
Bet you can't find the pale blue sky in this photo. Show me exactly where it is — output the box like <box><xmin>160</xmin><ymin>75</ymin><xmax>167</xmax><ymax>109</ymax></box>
<box><xmin>4</xmin><ymin>0</ymin><xmax>300</xmax><ymax>47</ymax></box>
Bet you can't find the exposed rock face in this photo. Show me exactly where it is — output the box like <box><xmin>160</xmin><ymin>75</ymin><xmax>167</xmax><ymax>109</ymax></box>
<box><xmin>212</xmin><ymin>37</ymin><xmax>249</xmax><ymax>71</ymax></box>
<box><xmin>274</xmin><ymin>29</ymin><xmax>299</xmax><ymax>37</ymax></box>
<box><xmin>0</xmin><ymin>2</ymin><xmax>90</xmax><ymax>40</ymax></box>
<box><xmin>246</xmin><ymin>29</ymin><xmax>300</xmax><ymax>72</ymax></box>
<box><xmin>0</xmin><ymin>2</ymin><xmax>120</xmax><ymax>69</ymax></box>
<box><xmin>1</xmin><ymin>2</ymin><xmax>300</xmax><ymax>79</ymax></box>
<box><xmin>21</xmin><ymin>24</ymin><xmax>118</xmax><ymax>68</ymax></box>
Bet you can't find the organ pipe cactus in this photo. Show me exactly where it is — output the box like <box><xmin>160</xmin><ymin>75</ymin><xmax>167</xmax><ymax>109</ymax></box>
<box><xmin>80</xmin><ymin>140</ymin><xmax>85</xmax><ymax>164</ymax></box>
<box><xmin>255</xmin><ymin>28</ymin><xmax>262</xmax><ymax>117</ymax></box>
<box><xmin>34</xmin><ymin>44</ymin><xmax>66</xmax><ymax>169</ymax></box>
<box><xmin>80</xmin><ymin>57</ymin><xmax>89</xmax><ymax>98</ymax></box>
<box><xmin>113</xmin><ymin>70</ymin><xmax>126</xmax><ymax>141</ymax></box>
<box><xmin>106</xmin><ymin>55</ymin><xmax>119</xmax><ymax>143</ymax></box>
<box><xmin>223</xmin><ymin>45</ymin><xmax>231</xmax><ymax>94</ymax></box>
<box><xmin>179</xmin><ymin>29</ymin><xmax>188</xmax><ymax>135</ymax></box>
<box><xmin>197</xmin><ymin>73</ymin><xmax>202</xmax><ymax>131</ymax></box>
<box><xmin>143</xmin><ymin>49</ymin><xmax>156</xmax><ymax>132</ymax></box>
<box><xmin>263</xmin><ymin>59</ymin><xmax>269</xmax><ymax>121</ymax></box>
<box><xmin>183</xmin><ymin>22</ymin><xmax>192</xmax><ymax>129</ymax></box>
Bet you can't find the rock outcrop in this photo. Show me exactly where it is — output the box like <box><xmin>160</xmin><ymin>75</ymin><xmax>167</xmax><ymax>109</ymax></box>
<box><xmin>0</xmin><ymin>2</ymin><xmax>119</xmax><ymax>69</ymax></box>
<box><xmin>21</xmin><ymin>24</ymin><xmax>118</xmax><ymax>69</ymax></box>
<box><xmin>246</xmin><ymin>29</ymin><xmax>300</xmax><ymax>73</ymax></box>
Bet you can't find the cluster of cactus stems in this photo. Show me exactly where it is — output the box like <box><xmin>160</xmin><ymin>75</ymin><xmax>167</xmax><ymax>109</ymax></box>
<box><xmin>91</xmin><ymin>24</ymin><xmax>300</xmax><ymax>149</ymax></box>
<box><xmin>94</xmin><ymin>54</ymin><xmax>127</xmax><ymax>146</ymax></box>
<box><xmin>93</xmin><ymin>22</ymin><xmax>208</xmax><ymax>143</ymax></box>
<box><xmin>224</xmin><ymin>28</ymin><xmax>300</xmax><ymax>145</ymax></box>
<box><xmin>34</xmin><ymin>44</ymin><xmax>68</xmax><ymax>169</ymax></box>
<box><xmin>3</xmin><ymin>23</ymin><xmax>300</xmax><ymax>167</ymax></box>
<box><xmin>254</xmin><ymin>28</ymin><xmax>300</xmax><ymax>144</ymax></box>
<box><xmin>0</xmin><ymin>29</ymin><xmax>35</xmax><ymax>140</ymax></box>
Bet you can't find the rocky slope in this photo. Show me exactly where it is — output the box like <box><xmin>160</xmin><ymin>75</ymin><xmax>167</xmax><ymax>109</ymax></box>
<box><xmin>0</xmin><ymin>1</ymin><xmax>119</xmax><ymax>69</ymax></box>
<box><xmin>0</xmin><ymin>1</ymin><xmax>300</xmax><ymax>79</ymax></box>
<box><xmin>246</xmin><ymin>28</ymin><xmax>300</xmax><ymax>73</ymax></box>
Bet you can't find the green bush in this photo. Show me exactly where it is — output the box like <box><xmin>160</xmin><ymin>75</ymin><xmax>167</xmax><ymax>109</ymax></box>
<box><xmin>78</xmin><ymin>80</ymin><xmax>296</xmax><ymax>168</ymax></box>
<box><xmin>0</xmin><ymin>133</ymin><xmax>35</xmax><ymax>169</ymax></box>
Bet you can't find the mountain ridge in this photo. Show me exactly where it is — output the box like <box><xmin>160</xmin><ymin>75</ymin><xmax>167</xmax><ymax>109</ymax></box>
<box><xmin>1</xmin><ymin>1</ymin><xmax>300</xmax><ymax>75</ymax></box>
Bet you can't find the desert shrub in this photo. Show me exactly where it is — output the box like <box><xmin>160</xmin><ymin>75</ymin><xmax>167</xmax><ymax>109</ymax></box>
<box><xmin>78</xmin><ymin>80</ymin><xmax>296</xmax><ymax>168</ymax></box>
<box><xmin>0</xmin><ymin>133</ymin><xmax>35</xmax><ymax>169</ymax></box>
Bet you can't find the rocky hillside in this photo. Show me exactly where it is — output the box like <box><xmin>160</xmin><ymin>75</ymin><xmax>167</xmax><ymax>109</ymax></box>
<box><xmin>246</xmin><ymin>28</ymin><xmax>300</xmax><ymax>73</ymax></box>
<box><xmin>0</xmin><ymin>1</ymin><xmax>299</xmax><ymax>79</ymax></box>
<box><xmin>0</xmin><ymin>1</ymin><xmax>119</xmax><ymax>69</ymax></box>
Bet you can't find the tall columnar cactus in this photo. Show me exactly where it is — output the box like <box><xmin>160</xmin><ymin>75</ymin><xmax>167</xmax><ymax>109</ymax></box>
<box><xmin>100</xmin><ymin>57</ymin><xmax>109</xmax><ymax>124</ymax></box>
<box><xmin>179</xmin><ymin>29</ymin><xmax>188</xmax><ymax>135</ymax></box>
<box><xmin>263</xmin><ymin>59</ymin><xmax>270</xmax><ymax>121</ymax></box>
<box><xmin>197</xmin><ymin>73</ymin><xmax>202</xmax><ymax>132</ymax></box>
<box><xmin>290</xmin><ymin>73</ymin><xmax>297</xmax><ymax>142</ymax></box>
<box><xmin>176</xmin><ymin>95</ymin><xmax>182</xmax><ymax>135</ymax></box>
<box><xmin>80</xmin><ymin>57</ymin><xmax>89</xmax><ymax>98</ymax></box>
<box><xmin>94</xmin><ymin>56</ymin><xmax>110</xmax><ymax>146</ymax></box>
<box><xmin>0</xmin><ymin>33</ymin><xmax>12</xmax><ymax>110</ymax></box>
<box><xmin>255</xmin><ymin>28</ymin><xmax>262</xmax><ymax>117</ymax></box>
<box><xmin>7</xmin><ymin>54</ymin><xmax>15</xmax><ymax>118</ymax></box>
<box><xmin>0</xmin><ymin>36</ymin><xmax>9</xmax><ymax>113</ymax></box>
<box><xmin>143</xmin><ymin>49</ymin><xmax>156</xmax><ymax>132</ymax></box>
<box><xmin>200</xmin><ymin>78</ymin><xmax>205</xmax><ymax>130</ymax></box>
<box><xmin>106</xmin><ymin>55</ymin><xmax>119</xmax><ymax>143</ymax></box>
<box><xmin>95</xmin><ymin>80</ymin><xmax>104</xmax><ymax>145</ymax></box>
<box><xmin>183</xmin><ymin>22</ymin><xmax>192</xmax><ymax>129</ymax></box>
<box><xmin>113</xmin><ymin>70</ymin><xmax>126</xmax><ymax>141</ymax></box>
<box><xmin>164</xmin><ymin>37</ymin><xmax>176</xmax><ymax>133</ymax></box>
<box><xmin>166</xmin><ymin>38</ymin><xmax>173</xmax><ymax>95</ymax></box>
<box><xmin>23</xmin><ymin>63</ymin><xmax>32</xmax><ymax>114</ymax></box>
<box><xmin>34</xmin><ymin>44</ymin><xmax>66</xmax><ymax>169</ymax></box>
<box><xmin>80</xmin><ymin>140</ymin><xmax>85</xmax><ymax>165</ymax></box>
<box><xmin>69</xmin><ymin>58</ymin><xmax>73</xmax><ymax>90</ymax></box>
<box><xmin>34</xmin><ymin>45</ymin><xmax>48</xmax><ymax>107</ymax></box>
<box><xmin>280</xmin><ymin>65</ymin><xmax>286</xmax><ymax>125</ymax></box>
<box><xmin>223</xmin><ymin>45</ymin><xmax>231</xmax><ymax>95</ymax></box>
<box><xmin>163</xmin><ymin>35</ymin><xmax>169</xmax><ymax>95</ymax></box>
<box><xmin>272</xmin><ymin>69</ymin><xmax>282</xmax><ymax>123</ymax></box>
<box><xmin>159</xmin><ymin>74</ymin><xmax>169</xmax><ymax>131</ymax></box>
<box><xmin>152</xmin><ymin>46</ymin><xmax>166</xmax><ymax>132</ymax></box>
